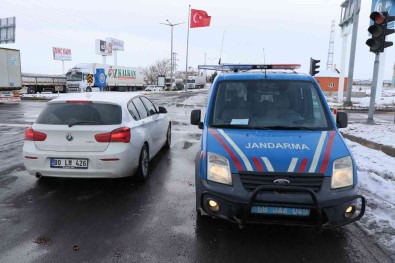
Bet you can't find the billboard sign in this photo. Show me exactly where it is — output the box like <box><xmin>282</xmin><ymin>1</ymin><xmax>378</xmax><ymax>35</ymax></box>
<box><xmin>0</xmin><ymin>17</ymin><xmax>16</xmax><ymax>44</ymax></box>
<box><xmin>95</xmin><ymin>39</ymin><xmax>112</xmax><ymax>56</ymax></box>
<box><xmin>157</xmin><ymin>75</ymin><xmax>165</xmax><ymax>87</ymax></box>
<box><xmin>106</xmin><ymin>37</ymin><xmax>124</xmax><ymax>51</ymax></box>
<box><xmin>371</xmin><ymin>0</ymin><xmax>395</xmax><ymax>29</ymax></box>
<box><xmin>53</xmin><ymin>47</ymin><xmax>72</xmax><ymax>61</ymax></box>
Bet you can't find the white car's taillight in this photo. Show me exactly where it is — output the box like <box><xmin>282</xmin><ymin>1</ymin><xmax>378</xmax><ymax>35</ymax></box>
<box><xmin>95</xmin><ymin>127</ymin><xmax>130</xmax><ymax>143</ymax></box>
<box><xmin>24</xmin><ymin>127</ymin><xmax>47</xmax><ymax>141</ymax></box>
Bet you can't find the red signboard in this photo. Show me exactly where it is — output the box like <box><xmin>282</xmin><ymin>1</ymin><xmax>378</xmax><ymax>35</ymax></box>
<box><xmin>53</xmin><ymin>47</ymin><xmax>72</xmax><ymax>61</ymax></box>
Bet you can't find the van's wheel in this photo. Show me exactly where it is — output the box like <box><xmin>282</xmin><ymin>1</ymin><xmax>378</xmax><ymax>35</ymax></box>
<box><xmin>164</xmin><ymin>124</ymin><xmax>171</xmax><ymax>149</ymax></box>
<box><xmin>135</xmin><ymin>144</ymin><xmax>149</xmax><ymax>181</ymax></box>
<box><xmin>86</xmin><ymin>87</ymin><xmax>92</xmax><ymax>92</ymax></box>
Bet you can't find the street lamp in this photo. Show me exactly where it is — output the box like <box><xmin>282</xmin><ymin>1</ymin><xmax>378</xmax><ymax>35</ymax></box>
<box><xmin>160</xmin><ymin>20</ymin><xmax>185</xmax><ymax>90</ymax></box>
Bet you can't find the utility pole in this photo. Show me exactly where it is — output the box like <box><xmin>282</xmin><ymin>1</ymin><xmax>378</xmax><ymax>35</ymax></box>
<box><xmin>344</xmin><ymin>0</ymin><xmax>361</xmax><ymax>106</ymax></box>
<box><xmin>160</xmin><ymin>20</ymin><xmax>185</xmax><ymax>91</ymax></box>
<box><xmin>367</xmin><ymin>53</ymin><xmax>381</xmax><ymax>123</ymax></box>
<box><xmin>326</xmin><ymin>20</ymin><xmax>335</xmax><ymax>71</ymax></box>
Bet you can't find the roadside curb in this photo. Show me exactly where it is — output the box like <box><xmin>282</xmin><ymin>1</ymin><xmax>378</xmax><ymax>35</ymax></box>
<box><xmin>341</xmin><ymin>133</ymin><xmax>395</xmax><ymax>158</ymax></box>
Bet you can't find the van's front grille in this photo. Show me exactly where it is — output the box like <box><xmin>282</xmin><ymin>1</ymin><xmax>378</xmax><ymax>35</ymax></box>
<box><xmin>239</xmin><ymin>172</ymin><xmax>324</xmax><ymax>192</ymax></box>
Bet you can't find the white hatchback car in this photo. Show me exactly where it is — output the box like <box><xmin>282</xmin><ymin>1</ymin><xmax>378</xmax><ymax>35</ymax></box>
<box><xmin>23</xmin><ymin>92</ymin><xmax>171</xmax><ymax>181</ymax></box>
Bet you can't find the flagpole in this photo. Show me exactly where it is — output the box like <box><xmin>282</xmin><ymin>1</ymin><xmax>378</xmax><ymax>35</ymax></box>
<box><xmin>185</xmin><ymin>5</ymin><xmax>191</xmax><ymax>92</ymax></box>
<box><xmin>219</xmin><ymin>31</ymin><xmax>225</xmax><ymax>65</ymax></box>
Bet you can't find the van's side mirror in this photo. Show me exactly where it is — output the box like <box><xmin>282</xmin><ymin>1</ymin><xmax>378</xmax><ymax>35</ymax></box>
<box><xmin>158</xmin><ymin>106</ymin><xmax>167</xmax><ymax>113</ymax></box>
<box><xmin>336</xmin><ymin>111</ymin><xmax>348</xmax><ymax>128</ymax></box>
<box><xmin>191</xmin><ymin>109</ymin><xmax>202</xmax><ymax>128</ymax></box>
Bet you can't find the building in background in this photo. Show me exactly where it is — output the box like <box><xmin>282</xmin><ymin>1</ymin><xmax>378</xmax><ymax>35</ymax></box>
<box><xmin>314</xmin><ymin>70</ymin><xmax>348</xmax><ymax>94</ymax></box>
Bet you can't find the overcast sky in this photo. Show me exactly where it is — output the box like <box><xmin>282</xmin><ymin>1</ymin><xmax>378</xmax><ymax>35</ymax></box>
<box><xmin>1</xmin><ymin>0</ymin><xmax>394</xmax><ymax>80</ymax></box>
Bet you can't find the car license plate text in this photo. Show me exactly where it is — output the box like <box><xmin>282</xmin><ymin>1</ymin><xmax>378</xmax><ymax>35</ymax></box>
<box><xmin>50</xmin><ymin>158</ymin><xmax>88</xmax><ymax>169</ymax></box>
<box><xmin>251</xmin><ymin>206</ymin><xmax>310</xmax><ymax>217</ymax></box>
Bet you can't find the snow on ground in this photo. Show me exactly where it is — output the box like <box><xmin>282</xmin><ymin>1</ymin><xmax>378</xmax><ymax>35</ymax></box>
<box><xmin>20</xmin><ymin>88</ymin><xmax>208</xmax><ymax>100</ymax></box>
<box><xmin>347</xmin><ymin>140</ymin><xmax>395</xmax><ymax>255</ymax></box>
<box><xmin>342</xmin><ymin>123</ymin><xmax>395</xmax><ymax>149</ymax></box>
<box><xmin>326</xmin><ymin>86</ymin><xmax>395</xmax><ymax>108</ymax></box>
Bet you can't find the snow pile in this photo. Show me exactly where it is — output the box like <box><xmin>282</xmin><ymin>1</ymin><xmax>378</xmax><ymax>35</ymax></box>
<box><xmin>342</xmin><ymin>123</ymin><xmax>395</xmax><ymax>149</ymax></box>
<box><xmin>347</xmin><ymin>140</ymin><xmax>395</xmax><ymax>255</ymax></box>
<box><xmin>325</xmin><ymin>86</ymin><xmax>395</xmax><ymax>109</ymax></box>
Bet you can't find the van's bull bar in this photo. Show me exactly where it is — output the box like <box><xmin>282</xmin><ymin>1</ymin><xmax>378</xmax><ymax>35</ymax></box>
<box><xmin>236</xmin><ymin>185</ymin><xmax>366</xmax><ymax>229</ymax></box>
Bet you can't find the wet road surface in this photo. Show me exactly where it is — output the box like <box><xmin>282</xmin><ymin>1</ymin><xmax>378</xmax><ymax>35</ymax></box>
<box><xmin>0</xmin><ymin>91</ymin><xmax>392</xmax><ymax>263</ymax></box>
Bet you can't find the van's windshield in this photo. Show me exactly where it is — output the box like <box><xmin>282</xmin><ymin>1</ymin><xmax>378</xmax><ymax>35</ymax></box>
<box><xmin>210</xmin><ymin>80</ymin><xmax>332</xmax><ymax>130</ymax></box>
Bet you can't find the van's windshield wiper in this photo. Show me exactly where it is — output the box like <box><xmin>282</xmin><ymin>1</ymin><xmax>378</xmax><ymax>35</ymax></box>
<box><xmin>260</xmin><ymin>126</ymin><xmax>315</xmax><ymax>131</ymax></box>
<box><xmin>68</xmin><ymin>121</ymin><xmax>102</xmax><ymax>127</ymax></box>
<box><xmin>211</xmin><ymin>124</ymin><xmax>253</xmax><ymax>129</ymax></box>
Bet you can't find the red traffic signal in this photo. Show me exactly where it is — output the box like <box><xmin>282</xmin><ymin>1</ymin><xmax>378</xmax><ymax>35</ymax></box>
<box><xmin>366</xmin><ymin>12</ymin><xmax>395</xmax><ymax>53</ymax></box>
<box><xmin>370</xmin><ymin>11</ymin><xmax>386</xmax><ymax>24</ymax></box>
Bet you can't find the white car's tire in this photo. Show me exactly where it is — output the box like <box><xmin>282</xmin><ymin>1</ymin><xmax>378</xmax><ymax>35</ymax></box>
<box><xmin>135</xmin><ymin>144</ymin><xmax>149</xmax><ymax>181</ymax></box>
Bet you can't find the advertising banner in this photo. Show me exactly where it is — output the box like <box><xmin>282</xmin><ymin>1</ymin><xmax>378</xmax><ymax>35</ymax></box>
<box><xmin>53</xmin><ymin>47</ymin><xmax>72</xmax><ymax>61</ymax></box>
<box><xmin>106</xmin><ymin>38</ymin><xmax>124</xmax><ymax>51</ymax></box>
<box><xmin>95</xmin><ymin>39</ymin><xmax>112</xmax><ymax>56</ymax></box>
<box><xmin>0</xmin><ymin>17</ymin><xmax>16</xmax><ymax>44</ymax></box>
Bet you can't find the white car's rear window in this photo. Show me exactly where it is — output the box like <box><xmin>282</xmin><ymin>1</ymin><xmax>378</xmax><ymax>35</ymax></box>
<box><xmin>36</xmin><ymin>102</ymin><xmax>122</xmax><ymax>126</ymax></box>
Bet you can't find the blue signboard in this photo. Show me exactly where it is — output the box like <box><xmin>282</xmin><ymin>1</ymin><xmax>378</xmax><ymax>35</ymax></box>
<box><xmin>371</xmin><ymin>0</ymin><xmax>395</xmax><ymax>28</ymax></box>
<box><xmin>94</xmin><ymin>68</ymin><xmax>107</xmax><ymax>91</ymax></box>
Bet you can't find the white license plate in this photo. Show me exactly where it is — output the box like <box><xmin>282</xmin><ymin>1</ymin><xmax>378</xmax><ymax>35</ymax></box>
<box><xmin>50</xmin><ymin>158</ymin><xmax>88</xmax><ymax>169</ymax></box>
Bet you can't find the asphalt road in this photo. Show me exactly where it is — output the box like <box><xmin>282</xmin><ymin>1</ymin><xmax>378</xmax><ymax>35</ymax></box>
<box><xmin>0</xmin><ymin>91</ymin><xmax>392</xmax><ymax>263</ymax></box>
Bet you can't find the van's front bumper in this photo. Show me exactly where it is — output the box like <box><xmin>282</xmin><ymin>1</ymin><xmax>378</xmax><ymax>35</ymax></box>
<box><xmin>196</xmin><ymin>174</ymin><xmax>365</xmax><ymax>228</ymax></box>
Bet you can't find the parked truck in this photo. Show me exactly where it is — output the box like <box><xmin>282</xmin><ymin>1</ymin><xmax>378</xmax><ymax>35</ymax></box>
<box><xmin>66</xmin><ymin>63</ymin><xmax>145</xmax><ymax>92</ymax></box>
<box><xmin>23</xmin><ymin>73</ymin><xmax>66</xmax><ymax>94</ymax></box>
<box><xmin>187</xmin><ymin>75</ymin><xmax>206</xmax><ymax>89</ymax></box>
<box><xmin>0</xmin><ymin>48</ymin><xmax>22</xmax><ymax>102</ymax></box>
<box><xmin>164</xmin><ymin>77</ymin><xmax>184</xmax><ymax>90</ymax></box>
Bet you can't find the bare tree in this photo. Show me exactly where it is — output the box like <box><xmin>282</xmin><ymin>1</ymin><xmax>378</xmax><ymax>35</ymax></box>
<box><xmin>144</xmin><ymin>59</ymin><xmax>170</xmax><ymax>85</ymax></box>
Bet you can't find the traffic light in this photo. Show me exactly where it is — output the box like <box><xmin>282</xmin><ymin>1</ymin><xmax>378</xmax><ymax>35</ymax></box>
<box><xmin>366</xmin><ymin>11</ymin><xmax>395</xmax><ymax>53</ymax></box>
<box><xmin>309</xmin><ymin>58</ymin><xmax>320</xmax><ymax>76</ymax></box>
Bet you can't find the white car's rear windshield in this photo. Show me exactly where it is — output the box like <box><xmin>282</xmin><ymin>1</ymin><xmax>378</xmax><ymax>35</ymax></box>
<box><xmin>36</xmin><ymin>102</ymin><xmax>122</xmax><ymax>126</ymax></box>
<box><xmin>210</xmin><ymin>80</ymin><xmax>332</xmax><ymax>130</ymax></box>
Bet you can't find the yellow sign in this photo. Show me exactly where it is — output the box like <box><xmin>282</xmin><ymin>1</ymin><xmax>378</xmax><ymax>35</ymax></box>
<box><xmin>87</xmin><ymin>74</ymin><xmax>93</xmax><ymax>84</ymax></box>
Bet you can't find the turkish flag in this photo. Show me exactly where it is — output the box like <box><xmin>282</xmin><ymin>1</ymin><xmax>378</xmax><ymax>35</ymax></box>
<box><xmin>190</xmin><ymin>9</ymin><xmax>211</xmax><ymax>28</ymax></box>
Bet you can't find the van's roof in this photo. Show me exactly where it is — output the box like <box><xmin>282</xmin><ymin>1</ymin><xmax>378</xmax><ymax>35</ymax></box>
<box><xmin>215</xmin><ymin>71</ymin><xmax>314</xmax><ymax>82</ymax></box>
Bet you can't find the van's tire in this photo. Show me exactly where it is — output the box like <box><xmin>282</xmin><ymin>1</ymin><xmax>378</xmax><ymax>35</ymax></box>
<box><xmin>135</xmin><ymin>144</ymin><xmax>149</xmax><ymax>181</ymax></box>
<box><xmin>86</xmin><ymin>87</ymin><xmax>92</xmax><ymax>92</ymax></box>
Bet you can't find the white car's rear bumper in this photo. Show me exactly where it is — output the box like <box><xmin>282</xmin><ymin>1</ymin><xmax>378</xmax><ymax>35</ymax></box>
<box><xmin>23</xmin><ymin>142</ymin><xmax>139</xmax><ymax>178</ymax></box>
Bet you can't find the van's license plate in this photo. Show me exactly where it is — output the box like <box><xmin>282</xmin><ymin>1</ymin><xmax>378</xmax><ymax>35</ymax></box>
<box><xmin>50</xmin><ymin>158</ymin><xmax>88</xmax><ymax>169</ymax></box>
<box><xmin>251</xmin><ymin>206</ymin><xmax>310</xmax><ymax>217</ymax></box>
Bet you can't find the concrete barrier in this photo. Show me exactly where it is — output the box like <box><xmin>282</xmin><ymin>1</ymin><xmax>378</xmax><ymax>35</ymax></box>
<box><xmin>341</xmin><ymin>133</ymin><xmax>395</xmax><ymax>158</ymax></box>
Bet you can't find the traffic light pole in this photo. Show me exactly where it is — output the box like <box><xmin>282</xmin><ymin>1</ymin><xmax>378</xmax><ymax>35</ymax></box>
<box><xmin>366</xmin><ymin>52</ymin><xmax>380</xmax><ymax>124</ymax></box>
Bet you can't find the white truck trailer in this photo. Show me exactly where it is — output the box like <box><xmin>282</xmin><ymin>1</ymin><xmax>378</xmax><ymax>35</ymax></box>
<box><xmin>187</xmin><ymin>75</ymin><xmax>206</xmax><ymax>89</ymax></box>
<box><xmin>66</xmin><ymin>63</ymin><xmax>145</xmax><ymax>92</ymax></box>
<box><xmin>23</xmin><ymin>73</ymin><xmax>66</xmax><ymax>94</ymax></box>
<box><xmin>0</xmin><ymin>48</ymin><xmax>22</xmax><ymax>102</ymax></box>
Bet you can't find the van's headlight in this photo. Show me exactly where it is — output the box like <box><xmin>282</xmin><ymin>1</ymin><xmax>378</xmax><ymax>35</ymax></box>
<box><xmin>331</xmin><ymin>156</ymin><xmax>353</xmax><ymax>189</ymax></box>
<box><xmin>207</xmin><ymin>152</ymin><xmax>232</xmax><ymax>185</ymax></box>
